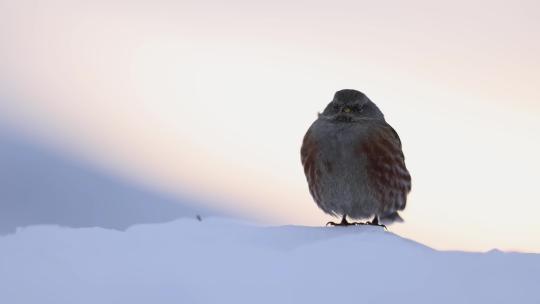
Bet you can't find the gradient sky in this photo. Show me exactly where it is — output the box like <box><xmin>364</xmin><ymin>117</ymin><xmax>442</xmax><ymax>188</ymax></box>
<box><xmin>1</xmin><ymin>0</ymin><xmax>539</xmax><ymax>252</ymax></box>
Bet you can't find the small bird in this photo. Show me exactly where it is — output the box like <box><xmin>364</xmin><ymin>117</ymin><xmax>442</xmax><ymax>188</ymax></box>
<box><xmin>301</xmin><ymin>89</ymin><xmax>411</xmax><ymax>227</ymax></box>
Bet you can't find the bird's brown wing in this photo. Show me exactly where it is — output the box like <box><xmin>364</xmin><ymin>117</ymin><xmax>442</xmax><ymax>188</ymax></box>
<box><xmin>300</xmin><ymin>129</ymin><xmax>321</xmax><ymax>203</ymax></box>
<box><xmin>357</xmin><ymin>121</ymin><xmax>411</xmax><ymax>215</ymax></box>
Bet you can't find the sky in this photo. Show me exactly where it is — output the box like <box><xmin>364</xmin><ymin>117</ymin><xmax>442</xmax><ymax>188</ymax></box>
<box><xmin>1</xmin><ymin>0</ymin><xmax>539</xmax><ymax>252</ymax></box>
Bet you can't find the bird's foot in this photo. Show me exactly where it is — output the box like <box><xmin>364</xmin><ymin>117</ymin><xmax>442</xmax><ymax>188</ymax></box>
<box><xmin>365</xmin><ymin>220</ymin><xmax>387</xmax><ymax>230</ymax></box>
<box><xmin>326</xmin><ymin>215</ymin><xmax>386</xmax><ymax>228</ymax></box>
<box><xmin>326</xmin><ymin>221</ymin><xmax>368</xmax><ymax>227</ymax></box>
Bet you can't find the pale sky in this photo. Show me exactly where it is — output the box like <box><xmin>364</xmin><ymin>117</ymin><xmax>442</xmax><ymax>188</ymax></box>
<box><xmin>1</xmin><ymin>0</ymin><xmax>539</xmax><ymax>252</ymax></box>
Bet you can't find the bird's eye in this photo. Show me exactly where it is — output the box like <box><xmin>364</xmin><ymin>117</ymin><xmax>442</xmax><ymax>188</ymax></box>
<box><xmin>350</xmin><ymin>105</ymin><xmax>360</xmax><ymax>113</ymax></box>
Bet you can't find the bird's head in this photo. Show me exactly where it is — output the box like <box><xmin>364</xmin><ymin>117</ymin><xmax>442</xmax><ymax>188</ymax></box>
<box><xmin>320</xmin><ymin>89</ymin><xmax>385</xmax><ymax>122</ymax></box>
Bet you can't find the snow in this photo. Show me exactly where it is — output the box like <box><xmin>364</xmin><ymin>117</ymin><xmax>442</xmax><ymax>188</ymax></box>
<box><xmin>1</xmin><ymin>218</ymin><xmax>538</xmax><ymax>304</ymax></box>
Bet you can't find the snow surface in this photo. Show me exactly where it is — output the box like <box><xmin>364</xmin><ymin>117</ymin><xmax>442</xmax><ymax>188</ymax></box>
<box><xmin>1</xmin><ymin>218</ymin><xmax>538</xmax><ymax>304</ymax></box>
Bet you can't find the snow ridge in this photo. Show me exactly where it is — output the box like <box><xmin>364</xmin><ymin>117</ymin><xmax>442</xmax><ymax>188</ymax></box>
<box><xmin>1</xmin><ymin>218</ymin><xmax>538</xmax><ymax>304</ymax></box>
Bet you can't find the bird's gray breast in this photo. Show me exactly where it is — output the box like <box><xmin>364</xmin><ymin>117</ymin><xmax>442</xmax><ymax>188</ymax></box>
<box><xmin>308</xmin><ymin>119</ymin><xmax>378</xmax><ymax>218</ymax></box>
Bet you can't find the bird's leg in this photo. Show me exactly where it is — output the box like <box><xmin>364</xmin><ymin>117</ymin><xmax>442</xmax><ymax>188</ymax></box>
<box><xmin>327</xmin><ymin>214</ymin><xmax>355</xmax><ymax>226</ymax></box>
<box><xmin>327</xmin><ymin>215</ymin><xmax>369</xmax><ymax>226</ymax></box>
<box><xmin>366</xmin><ymin>216</ymin><xmax>387</xmax><ymax>230</ymax></box>
<box><xmin>340</xmin><ymin>214</ymin><xmax>348</xmax><ymax>225</ymax></box>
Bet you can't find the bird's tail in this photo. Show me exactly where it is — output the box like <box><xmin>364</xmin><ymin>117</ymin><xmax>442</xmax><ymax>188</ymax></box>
<box><xmin>379</xmin><ymin>212</ymin><xmax>404</xmax><ymax>225</ymax></box>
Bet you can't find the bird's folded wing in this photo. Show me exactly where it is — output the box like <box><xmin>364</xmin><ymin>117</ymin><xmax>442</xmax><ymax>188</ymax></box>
<box><xmin>357</xmin><ymin>122</ymin><xmax>411</xmax><ymax>214</ymax></box>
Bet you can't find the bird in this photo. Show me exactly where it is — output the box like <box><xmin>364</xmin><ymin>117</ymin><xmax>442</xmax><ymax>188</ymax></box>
<box><xmin>300</xmin><ymin>89</ymin><xmax>411</xmax><ymax>227</ymax></box>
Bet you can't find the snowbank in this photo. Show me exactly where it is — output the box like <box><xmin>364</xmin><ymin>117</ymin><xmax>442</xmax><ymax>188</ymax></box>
<box><xmin>1</xmin><ymin>218</ymin><xmax>538</xmax><ymax>304</ymax></box>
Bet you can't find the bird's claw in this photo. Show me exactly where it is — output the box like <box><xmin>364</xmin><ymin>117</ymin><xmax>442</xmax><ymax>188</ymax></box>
<box><xmin>367</xmin><ymin>221</ymin><xmax>388</xmax><ymax>230</ymax></box>
<box><xmin>326</xmin><ymin>215</ymin><xmax>387</xmax><ymax>230</ymax></box>
<box><xmin>326</xmin><ymin>221</ymin><xmax>352</xmax><ymax>226</ymax></box>
<box><xmin>326</xmin><ymin>221</ymin><xmax>387</xmax><ymax>230</ymax></box>
<box><xmin>326</xmin><ymin>221</ymin><xmax>368</xmax><ymax>227</ymax></box>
